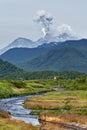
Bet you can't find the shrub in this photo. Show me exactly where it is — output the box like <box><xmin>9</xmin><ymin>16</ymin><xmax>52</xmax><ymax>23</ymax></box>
<box><xmin>75</xmin><ymin>77</ymin><xmax>86</xmax><ymax>83</ymax></box>
<box><xmin>0</xmin><ymin>86</ymin><xmax>13</xmax><ymax>98</ymax></box>
<box><xmin>11</xmin><ymin>80</ymin><xmax>26</xmax><ymax>88</ymax></box>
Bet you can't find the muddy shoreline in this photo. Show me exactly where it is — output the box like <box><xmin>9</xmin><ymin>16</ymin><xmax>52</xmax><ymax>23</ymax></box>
<box><xmin>39</xmin><ymin>114</ymin><xmax>87</xmax><ymax>130</ymax></box>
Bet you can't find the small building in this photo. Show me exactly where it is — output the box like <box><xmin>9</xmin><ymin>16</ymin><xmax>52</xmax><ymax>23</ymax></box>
<box><xmin>54</xmin><ymin>76</ymin><xmax>57</xmax><ymax>80</ymax></box>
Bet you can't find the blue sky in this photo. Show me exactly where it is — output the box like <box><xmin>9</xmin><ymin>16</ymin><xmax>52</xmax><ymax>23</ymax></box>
<box><xmin>0</xmin><ymin>0</ymin><xmax>87</xmax><ymax>48</ymax></box>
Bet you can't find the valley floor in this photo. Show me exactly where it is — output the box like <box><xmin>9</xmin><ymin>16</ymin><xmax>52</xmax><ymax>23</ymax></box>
<box><xmin>24</xmin><ymin>90</ymin><xmax>87</xmax><ymax>130</ymax></box>
<box><xmin>0</xmin><ymin>78</ymin><xmax>87</xmax><ymax>129</ymax></box>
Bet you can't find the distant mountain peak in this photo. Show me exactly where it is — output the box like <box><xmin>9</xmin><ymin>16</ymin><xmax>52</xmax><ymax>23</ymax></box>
<box><xmin>0</xmin><ymin>37</ymin><xmax>37</xmax><ymax>55</ymax></box>
<box><xmin>8</xmin><ymin>37</ymin><xmax>36</xmax><ymax>47</ymax></box>
<box><xmin>13</xmin><ymin>37</ymin><xmax>33</xmax><ymax>42</ymax></box>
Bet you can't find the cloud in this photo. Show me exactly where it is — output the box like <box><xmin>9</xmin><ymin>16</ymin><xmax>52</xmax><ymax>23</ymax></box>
<box><xmin>56</xmin><ymin>24</ymin><xmax>76</xmax><ymax>36</ymax></box>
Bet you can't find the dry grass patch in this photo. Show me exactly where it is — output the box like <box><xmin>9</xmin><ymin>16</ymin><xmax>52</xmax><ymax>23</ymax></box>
<box><xmin>39</xmin><ymin>113</ymin><xmax>87</xmax><ymax>124</ymax></box>
<box><xmin>12</xmin><ymin>87</ymin><xmax>25</xmax><ymax>93</ymax></box>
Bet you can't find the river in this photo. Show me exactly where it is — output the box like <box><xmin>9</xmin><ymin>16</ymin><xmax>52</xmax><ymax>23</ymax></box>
<box><xmin>0</xmin><ymin>95</ymin><xmax>39</xmax><ymax>125</ymax></box>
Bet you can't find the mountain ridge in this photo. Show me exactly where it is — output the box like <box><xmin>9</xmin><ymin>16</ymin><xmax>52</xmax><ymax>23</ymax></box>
<box><xmin>0</xmin><ymin>31</ymin><xmax>79</xmax><ymax>55</ymax></box>
<box><xmin>1</xmin><ymin>39</ymin><xmax>87</xmax><ymax>73</ymax></box>
<box><xmin>18</xmin><ymin>39</ymin><xmax>87</xmax><ymax>72</ymax></box>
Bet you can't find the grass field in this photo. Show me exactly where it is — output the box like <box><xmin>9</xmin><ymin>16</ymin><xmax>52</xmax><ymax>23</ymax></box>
<box><xmin>24</xmin><ymin>90</ymin><xmax>87</xmax><ymax>120</ymax></box>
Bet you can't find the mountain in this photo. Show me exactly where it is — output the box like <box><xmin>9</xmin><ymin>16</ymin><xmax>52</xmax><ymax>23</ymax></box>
<box><xmin>19</xmin><ymin>39</ymin><xmax>87</xmax><ymax>72</ymax></box>
<box><xmin>37</xmin><ymin>32</ymin><xmax>78</xmax><ymax>45</ymax></box>
<box><xmin>0</xmin><ymin>37</ymin><xmax>37</xmax><ymax>55</ymax></box>
<box><xmin>0</xmin><ymin>35</ymin><xmax>61</xmax><ymax>65</ymax></box>
<box><xmin>0</xmin><ymin>59</ymin><xmax>23</xmax><ymax>78</ymax></box>
<box><xmin>1</xmin><ymin>37</ymin><xmax>87</xmax><ymax>73</ymax></box>
<box><xmin>0</xmin><ymin>30</ymin><xmax>78</xmax><ymax>55</ymax></box>
<box><xmin>0</xmin><ymin>47</ymin><xmax>52</xmax><ymax>65</ymax></box>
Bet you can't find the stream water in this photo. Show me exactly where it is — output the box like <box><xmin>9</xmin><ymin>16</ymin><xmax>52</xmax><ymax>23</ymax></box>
<box><xmin>0</xmin><ymin>95</ymin><xmax>39</xmax><ymax>125</ymax></box>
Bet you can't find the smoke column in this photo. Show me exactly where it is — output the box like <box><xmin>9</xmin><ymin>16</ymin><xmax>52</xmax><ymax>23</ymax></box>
<box><xmin>34</xmin><ymin>10</ymin><xmax>53</xmax><ymax>37</ymax></box>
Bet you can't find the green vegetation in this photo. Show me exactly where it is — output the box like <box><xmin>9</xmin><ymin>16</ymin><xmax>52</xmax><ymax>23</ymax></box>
<box><xmin>0</xmin><ymin>76</ymin><xmax>87</xmax><ymax>98</ymax></box>
<box><xmin>0</xmin><ymin>58</ymin><xmax>87</xmax><ymax>81</ymax></box>
<box><xmin>0</xmin><ymin>58</ymin><xmax>23</xmax><ymax>79</ymax></box>
<box><xmin>22</xmin><ymin>71</ymin><xmax>87</xmax><ymax>80</ymax></box>
<box><xmin>0</xmin><ymin>79</ymin><xmax>55</xmax><ymax>98</ymax></box>
<box><xmin>1</xmin><ymin>70</ymin><xmax>87</xmax><ymax>80</ymax></box>
<box><xmin>0</xmin><ymin>81</ymin><xmax>13</xmax><ymax>98</ymax></box>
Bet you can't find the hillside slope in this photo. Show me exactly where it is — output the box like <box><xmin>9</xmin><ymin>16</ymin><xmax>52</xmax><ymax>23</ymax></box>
<box><xmin>0</xmin><ymin>59</ymin><xmax>23</xmax><ymax>77</ymax></box>
<box><xmin>0</xmin><ymin>47</ymin><xmax>51</xmax><ymax>64</ymax></box>
<box><xmin>20</xmin><ymin>39</ymin><xmax>87</xmax><ymax>72</ymax></box>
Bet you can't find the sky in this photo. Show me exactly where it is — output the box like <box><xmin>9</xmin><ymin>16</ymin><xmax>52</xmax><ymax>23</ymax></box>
<box><xmin>0</xmin><ymin>0</ymin><xmax>87</xmax><ymax>48</ymax></box>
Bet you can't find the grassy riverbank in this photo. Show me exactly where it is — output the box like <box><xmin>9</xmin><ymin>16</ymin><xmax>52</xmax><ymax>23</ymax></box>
<box><xmin>24</xmin><ymin>90</ymin><xmax>87</xmax><ymax>115</ymax></box>
<box><xmin>0</xmin><ymin>110</ymin><xmax>39</xmax><ymax>130</ymax></box>
<box><xmin>24</xmin><ymin>90</ymin><xmax>87</xmax><ymax>129</ymax></box>
<box><xmin>0</xmin><ymin>79</ymin><xmax>57</xmax><ymax>98</ymax></box>
<box><xmin>24</xmin><ymin>77</ymin><xmax>87</xmax><ymax>114</ymax></box>
<box><xmin>23</xmin><ymin>77</ymin><xmax>87</xmax><ymax>126</ymax></box>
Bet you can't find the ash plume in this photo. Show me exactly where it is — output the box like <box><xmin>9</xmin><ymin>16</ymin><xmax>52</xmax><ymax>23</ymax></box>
<box><xmin>34</xmin><ymin>10</ymin><xmax>53</xmax><ymax>37</ymax></box>
<box><xmin>34</xmin><ymin>10</ymin><xmax>79</xmax><ymax>42</ymax></box>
